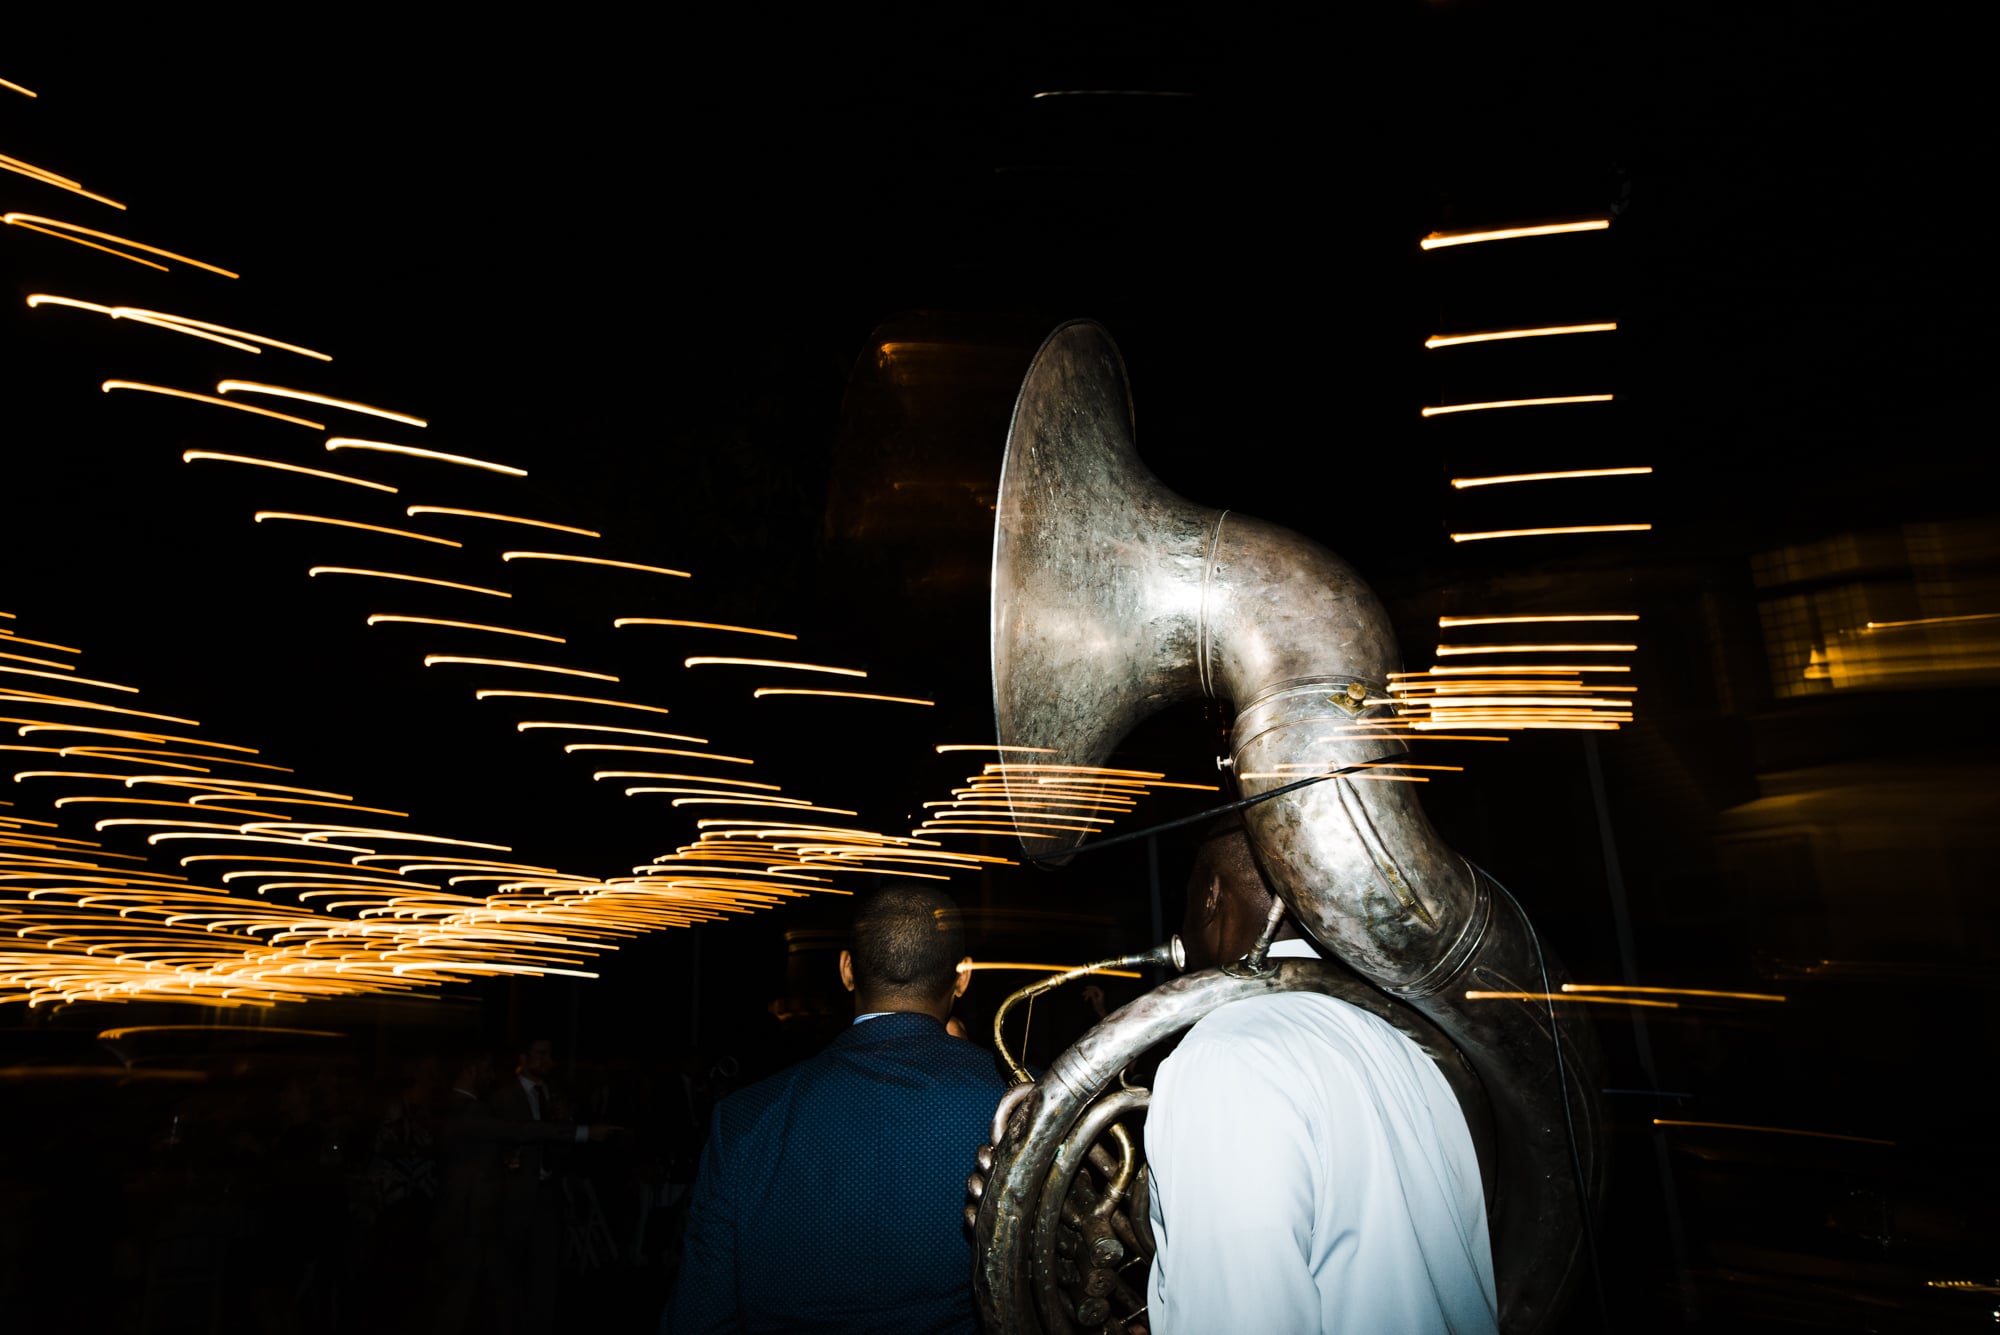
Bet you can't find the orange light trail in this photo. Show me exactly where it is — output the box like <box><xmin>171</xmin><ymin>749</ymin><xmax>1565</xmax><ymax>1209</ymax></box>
<box><xmin>615</xmin><ymin>619</ymin><xmax>796</xmax><ymax>639</ymax></box>
<box><xmin>5</xmin><ymin>220</ymin><xmax>163</xmax><ymax>268</ymax></box>
<box><xmin>422</xmin><ymin>657</ymin><xmax>618</xmax><ymax>682</ymax></box>
<box><xmin>406</xmin><ymin>507</ymin><xmax>595</xmax><ymax>536</ymax></box>
<box><xmin>255</xmin><ymin>512</ymin><xmax>459</xmax><ymax>547</ymax></box>
<box><xmin>1423</xmin><ymin>395</ymin><xmax>1614</xmax><ymax>417</ymax></box>
<box><xmin>1449</xmin><ymin>525</ymin><xmax>1651</xmax><ymax>542</ymax></box>
<box><xmin>516</xmin><ymin>723</ymin><xmax>706</xmax><ymax>743</ymax></box>
<box><xmin>0</xmin><ymin>666</ymin><xmax>137</xmax><ymax>693</ymax></box>
<box><xmin>960</xmin><ymin>962</ymin><xmax>1141</xmax><ymax>979</ymax></box>
<box><xmin>475</xmin><ymin>690</ymin><xmax>671</xmax><ymax>715</ymax></box>
<box><xmin>1435</xmin><ymin>643</ymin><xmax>1635</xmax><ymax>656</ymax></box>
<box><xmin>309</xmin><ymin>568</ymin><xmax>508</xmax><ymax>597</ymax></box>
<box><xmin>0</xmin><ymin>78</ymin><xmax>35</xmax><ymax>98</ymax></box>
<box><xmin>216</xmin><ymin>382</ymin><xmax>425</xmax><ymax>428</ymax></box>
<box><xmin>183</xmin><ymin>451</ymin><xmax>396</xmax><ymax>492</ymax></box>
<box><xmin>1650</xmin><ymin>1119</ymin><xmax>1893</xmax><ymax>1146</ymax></box>
<box><xmin>503</xmin><ymin>553</ymin><xmax>689</xmax><ymax>578</ymax></box>
<box><xmin>1394</xmin><ymin>664</ymin><xmax>1630</xmax><ymax>676</ymax></box>
<box><xmin>0</xmin><ymin>163</ymin><xmax>125</xmax><ymax>210</ymax></box>
<box><xmin>686</xmin><ymin>658</ymin><xmax>866</xmax><ymax>677</ymax></box>
<box><xmin>1450</xmin><ymin>466</ymin><xmax>1652</xmax><ymax>489</ymax></box>
<box><xmin>753</xmin><ymin>689</ymin><xmax>932</xmax><ymax>705</ymax></box>
<box><xmin>1562</xmin><ymin>983</ymin><xmax>1786</xmax><ymax>1002</ymax></box>
<box><xmin>26</xmin><ymin>296</ymin><xmax>328</xmax><ymax>358</ymax></box>
<box><xmin>0</xmin><ymin>634</ymin><xmax>78</xmax><ymax>653</ymax></box>
<box><xmin>936</xmin><ymin>744</ymin><xmax>1057</xmax><ymax>754</ymax></box>
<box><xmin>103</xmin><ymin>382</ymin><xmax>322</xmax><ymax>428</ymax></box>
<box><xmin>1439</xmin><ymin>615</ymin><xmax>1638</xmax><ymax>627</ymax></box>
<box><xmin>617</xmin><ymin>774</ymin><xmax>778</xmax><ymax>791</ymax></box>
<box><xmin>1419</xmin><ymin>219</ymin><xmax>1610</xmax><ymax>249</ymax></box>
<box><xmin>673</xmin><ymin>799</ymin><xmax>857</xmax><ymax>815</ymax></box>
<box><xmin>367</xmin><ymin>615</ymin><xmax>562</xmax><ymax>643</ymax></box>
<box><xmin>1425</xmin><ymin>322</ymin><xmax>1616</xmax><ymax>349</ymax></box>
<box><xmin>4</xmin><ymin>214</ymin><xmax>237</xmax><ymax>273</ymax></box>
<box><xmin>1465</xmin><ymin>990</ymin><xmax>1675</xmax><ymax>1008</ymax></box>
<box><xmin>327</xmin><ymin>439</ymin><xmax>523</xmax><ymax>476</ymax></box>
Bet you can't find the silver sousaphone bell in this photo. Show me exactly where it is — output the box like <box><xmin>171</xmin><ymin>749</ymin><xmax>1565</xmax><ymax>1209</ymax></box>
<box><xmin>972</xmin><ymin>320</ymin><xmax>1605</xmax><ymax>1335</ymax></box>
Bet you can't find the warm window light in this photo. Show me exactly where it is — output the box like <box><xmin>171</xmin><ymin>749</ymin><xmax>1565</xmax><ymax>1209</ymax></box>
<box><xmin>503</xmin><ymin>553</ymin><xmax>689</xmax><ymax>578</ymax></box>
<box><xmin>475</xmin><ymin>690</ymin><xmax>671</xmax><ymax>715</ymax></box>
<box><xmin>614</xmin><ymin>619</ymin><xmax>796</xmax><ymax>639</ymax></box>
<box><xmin>309</xmin><ymin>568</ymin><xmax>508</xmax><ymax>597</ymax></box>
<box><xmin>1449</xmin><ymin>525</ymin><xmax>1651</xmax><ymax>543</ymax></box>
<box><xmin>183</xmin><ymin>451</ymin><xmax>396</xmax><ymax>492</ymax></box>
<box><xmin>327</xmin><ymin>439</ymin><xmax>523</xmax><ymax>476</ymax></box>
<box><xmin>1423</xmin><ymin>395</ymin><xmax>1613</xmax><ymax>418</ymax></box>
<box><xmin>685</xmin><ymin>658</ymin><xmax>866</xmax><ymax>677</ymax></box>
<box><xmin>1451</xmin><ymin>467</ymin><xmax>1652</xmax><ymax>489</ymax></box>
<box><xmin>216</xmin><ymin>382</ymin><xmax>425</xmax><ymax>428</ymax></box>
<box><xmin>407</xmin><ymin>507</ymin><xmax>596</xmax><ymax>536</ymax></box>
<box><xmin>422</xmin><ymin>656</ymin><xmax>618</xmax><ymax>682</ymax></box>
<box><xmin>1419</xmin><ymin>219</ymin><xmax>1610</xmax><ymax>250</ymax></box>
<box><xmin>104</xmin><ymin>382</ymin><xmax>322</xmax><ymax>428</ymax></box>
<box><xmin>367</xmin><ymin>615</ymin><xmax>562</xmax><ymax>643</ymax></box>
<box><xmin>1424</xmin><ymin>323</ymin><xmax>1616</xmax><ymax>349</ymax></box>
<box><xmin>255</xmin><ymin>512</ymin><xmax>459</xmax><ymax>547</ymax></box>
<box><xmin>753</xmin><ymin>689</ymin><xmax>933</xmax><ymax>705</ymax></box>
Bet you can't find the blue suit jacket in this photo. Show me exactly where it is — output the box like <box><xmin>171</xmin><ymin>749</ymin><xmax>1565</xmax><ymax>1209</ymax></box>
<box><xmin>665</xmin><ymin>1012</ymin><xmax>1013</xmax><ymax>1334</ymax></box>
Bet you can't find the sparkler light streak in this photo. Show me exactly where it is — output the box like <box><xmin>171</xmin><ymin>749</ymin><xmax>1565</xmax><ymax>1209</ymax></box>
<box><xmin>26</xmin><ymin>296</ymin><xmax>328</xmax><ymax>358</ymax></box>
<box><xmin>753</xmin><ymin>689</ymin><xmax>932</xmax><ymax>705</ymax></box>
<box><xmin>1439</xmin><ymin>615</ymin><xmax>1638</xmax><ymax>628</ymax></box>
<box><xmin>1422</xmin><ymin>395</ymin><xmax>1614</xmax><ymax>417</ymax></box>
<box><xmin>367</xmin><ymin>616</ymin><xmax>563</xmax><ymax>643</ymax></box>
<box><xmin>475</xmin><ymin>690</ymin><xmax>673</xmax><ymax>715</ymax></box>
<box><xmin>407</xmin><ymin>507</ymin><xmax>595</xmax><ymax>536</ymax></box>
<box><xmin>104</xmin><ymin>382</ymin><xmax>323</xmax><ymax>428</ymax></box>
<box><xmin>1424</xmin><ymin>323</ymin><xmax>1616</xmax><ymax>348</ymax></box>
<box><xmin>0</xmin><ymin>77</ymin><xmax>35</xmax><ymax>98</ymax></box>
<box><xmin>515</xmin><ymin>723</ymin><xmax>702</xmax><ymax>742</ymax></box>
<box><xmin>183</xmin><ymin>451</ymin><xmax>397</xmax><ymax>492</ymax></box>
<box><xmin>1419</xmin><ymin>219</ymin><xmax>1610</xmax><ymax>249</ymax></box>
<box><xmin>328</xmin><ymin>440</ymin><xmax>524</xmax><ymax>476</ymax></box>
<box><xmin>503</xmin><ymin>553</ymin><xmax>689</xmax><ymax>578</ymax></box>
<box><xmin>1434</xmin><ymin>644</ymin><xmax>1637</xmax><ymax>656</ymax></box>
<box><xmin>256</xmin><ymin>513</ymin><xmax>460</xmax><ymax>547</ymax></box>
<box><xmin>686</xmin><ymin>658</ymin><xmax>866</xmax><ymax>677</ymax></box>
<box><xmin>1449</xmin><ymin>525</ymin><xmax>1652</xmax><ymax>543</ymax></box>
<box><xmin>423</xmin><ymin>656</ymin><xmax>618</xmax><ymax>682</ymax></box>
<box><xmin>1450</xmin><ymin>467</ymin><xmax>1653</xmax><ymax>489</ymax></box>
<box><xmin>615</xmin><ymin>619</ymin><xmax>797</xmax><ymax>639</ymax></box>
<box><xmin>216</xmin><ymin>382</ymin><xmax>425</xmax><ymax>428</ymax></box>
<box><xmin>310</xmin><ymin>569</ymin><xmax>509</xmax><ymax>597</ymax></box>
<box><xmin>0</xmin><ymin>164</ymin><xmax>125</xmax><ymax>210</ymax></box>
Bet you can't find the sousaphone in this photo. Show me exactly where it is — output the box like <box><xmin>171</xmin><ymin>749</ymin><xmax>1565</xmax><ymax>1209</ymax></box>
<box><xmin>968</xmin><ymin>321</ymin><xmax>1604</xmax><ymax>1334</ymax></box>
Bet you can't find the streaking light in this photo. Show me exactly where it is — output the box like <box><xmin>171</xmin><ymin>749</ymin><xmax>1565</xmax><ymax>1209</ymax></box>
<box><xmin>1562</xmin><ymin>983</ymin><xmax>1785</xmax><ymax>1002</ymax></box>
<box><xmin>1419</xmin><ymin>219</ymin><xmax>1610</xmax><ymax>250</ymax></box>
<box><xmin>104</xmin><ymin>382</ymin><xmax>321</xmax><ymax>428</ymax></box>
<box><xmin>406</xmin><ymin>507</ymin><xmax>595</xmax><ymax>536</ymax></box>
<box><xmin>517</xmin><ymin>723</ymin><xmax>705</xmax><ymax>742</ymax></box>
<box><xmin>503</xmin><ymin>553</ymin><xmax>689</xmax><ymax>578</ymax></box>
<box><xmin>5</xmin><ymin>213</ymin><xmax>237</xmax><ymax>275</ymax></box>
<box><xmin>1451</xmin><ymin>467</ymin><xmax>1652</xmax><ymax>489</ymax></box>
<box><xmin>1465</xmin><ymin>990</ymin><xmax>1674</xmax><ymax>1008</ymax></box>
<box><xmin>1426</xmin><ymin>323</ymin><xmax>1615</xmax><ymax>349</ymax></box>
<box><xmin>1650</xmin><ymin>1118</ymin><xmax>1893</xmax><ymax>1146</ymax></box>
<box><xmin>26</xmin><ymin>296</ymin><xmax>328</xmax><ymax>358</ymax></box>
<box><xmin>686</xmin><ymin>658</ymin><xmax>865</xmax><ymax>677</ymax></box>
<box><xmin>753</xmin><ymin>689</ymin><xmax>931</xmax><ymax>705</ymax></box>
<box><xmin>615</xmin><ymin>619</ymin><xmax>796</xmax><ymax>639</ymax></box>
<box><xmin>1434</xmin><ymin>644</ymin><xmax>1635</xmax><ymax>655</ymax></box>
<box><xmin>475</xmin><ymin>691</ymin><xmax>670</xmax><ymax>715</ymax></box>
<box><xmin>216</xmin><ymin>382</ymin><xmax>425</xmax><ymax>428</ymax></box>
<box><xmin>367</xmin><ymin>616</ymin><xmax>563</xmax><ymax>643</ymax></box>
<box><xmin>0</xmin><ymin>77</ymin><xmax>36</xmax><ymax>98</ymax></box>
<box><xmin>327</xmin><ymin>439</ymin><xmax>524</xmax><ymax>476</ymax></box>
<box><xmin>0</xmin><ymin>164</ymin><xmax>124</xmax><ymax>210</ymax></box>
<box><xmin>1439</xmin><ymin>615</ymin><xmax>1638</xmax><ymax>627</ymax></box>
<box><xmin>935</xmin><ymin>744</ymin><xmax>1058</xmax><ymax>754</ymax></box>
<box><xmin>1450</xmin><ymin>525</ymin><xmax>1651</xmax><ymax>543</ymax></box>
<box><xmin>309</xmin><ymin>568</ymin><xmax>508</xmax><ymax>597</ymax></box>
<box><xmin>423</xmin><ymin>656</ymin><xmax>618</xmax><ymax>682</ymax></box>
<box><xmin>1423</xmin><ymin>395</ymin><xmax>1613</xmax><ymax>417</ymax></box>
<box><xmin>256</xmin><ymin>513</ymin><xmax>459</xmax><ymax>547</ymax></box>
<box><xmin>183</xmin><ymin>451</ymin><xmax>396</xmax><ymax>493</ymax></box>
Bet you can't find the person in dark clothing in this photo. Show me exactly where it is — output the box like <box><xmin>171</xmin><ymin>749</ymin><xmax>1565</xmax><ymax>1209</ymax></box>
<box><xmin>664</xmin><ymin>884</ymin><xmax>1010</xmax><ymax>1334</ymax></box>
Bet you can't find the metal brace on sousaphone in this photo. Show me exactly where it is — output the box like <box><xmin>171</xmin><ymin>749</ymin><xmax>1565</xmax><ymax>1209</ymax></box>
<box><xmin>965</xmin><ymin>321</ymin><xmax>1605</xmax><ymax>1335</ymax></box>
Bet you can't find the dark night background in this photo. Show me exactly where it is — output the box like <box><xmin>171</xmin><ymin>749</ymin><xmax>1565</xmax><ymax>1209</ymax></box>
<box><xmin>3</xmin><ymin>6</ymin><xmax>1995</xmax><ymax>1332</ymax></box>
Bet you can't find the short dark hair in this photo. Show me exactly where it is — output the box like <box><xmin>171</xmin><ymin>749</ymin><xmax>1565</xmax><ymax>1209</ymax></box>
<box><xmin>850</xmin><ymin>884</ymin><xmax>965</xmax><ymax>1000</ymax></box>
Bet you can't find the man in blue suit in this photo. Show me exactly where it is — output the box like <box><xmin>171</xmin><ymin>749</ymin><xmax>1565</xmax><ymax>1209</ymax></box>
<box><xmin>665</xmin><ymin>884</ymin><xmax>1011</xmax><ymax>1334</ymax></box>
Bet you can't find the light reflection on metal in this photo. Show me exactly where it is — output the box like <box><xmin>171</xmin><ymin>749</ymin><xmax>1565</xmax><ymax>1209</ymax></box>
<box><xmin>475</xmin><ymin>690</ymin><xmax>672</xmax><ymax>715</ymax></box>
<box><xmin>753</xmin><ymin>689</ymin><xmax>932</xmax><ymax>705</ymax></box>
<box><xmin>1425</xmin><ymin>323</ymin><xmax>1616</xmax><ymax>349</ymax></box>
<box><xmin>183</xmin><ymin>451</ymin><xmax>397</xmax><ymax>493</ymax></box>
<box><xmin>367</xmin><ymin>615</ymin><xmax>562</xmax><ymax>643</ymax></box>
<box><xmin>1450</xmin><ymin>467</ymin><xmax>1652</xmax><ymax>489</ymax></box>
<box><xmin>406</xmin><ymin>506</ymin><xmax>595</xmax><ymax>536</ymax></box>
<box><xmin>1450</xmin><ymin>525</ymin><xmax>1652</xmax><ymax>543</ymax></box>
<box><xmin>26</xmin><ymin>296</ymin><xmax>328</xmax><ymax>358</ymax></box>
<box><xmin>104</xmin><ymin>382</ymin><xmax>322</xmax><ymax>428</ymax></box>
<box><xmin>615</xmin><ymin>619</ymin><xmax>796</xmax><ymax>639</ymax></box>
<box><xmin>309</xmin><ymin>568</ymin><xmax>508</xmax><ymax>597</ymax></box>
<box><xmin>216</xmin><ymin>381</ymin><xmax>425</xmax><ymax>428</ymax></box>
<box><xmin>1423</xmin><ymin>395</ymin><xmax>1614</xmax><ymax>418</ymax></box>
<box><xmin>256</xmin><ymin>512</ymin><xmax>459</xmax><ymax>547</ymax></box>
<box><xmin>503</xmin><ymin>552</ymin><xmax>689</xmax><ymax>578</ymax></box>
<box><xmin>1650</xmin><ymin>1118</ymin><xmax>1894</xmax><ymax>1146</ymax></box>
<box><xmin>1419</xmin><ymin>219</ymin><xmax>1610</xmax><ymax>249</ymax></box>
<box><xmin>422</xmin><ymin>656</ymin><xmax>618</xmax><ymax>682</ymax></box>
<box><xmin>686</xmin><ymin>657</ymin><xmax>866</xmax><ymax>677</ymax></box>
<box><xmin>327</xmin><ymin>439</ymin><xmax>524</xmax><ymax>476</ymax></box>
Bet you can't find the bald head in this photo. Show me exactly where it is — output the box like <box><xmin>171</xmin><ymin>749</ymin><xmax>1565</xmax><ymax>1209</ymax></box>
<box><xmin>1182</xmin><ymin>821</ymin><xmax>1299</xmax><ymax>970</ymax></box>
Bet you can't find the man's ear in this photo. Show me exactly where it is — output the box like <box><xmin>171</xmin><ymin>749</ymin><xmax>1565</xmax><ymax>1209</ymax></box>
<box><xmin>952</xmin><ymin>956</ymin><xmax>972</xmax><ymax>999</ymax></box>
<box><xmin>838</xmin><ymin>949</ymin><xmax>855</xmax><ymax>992</ymax></box>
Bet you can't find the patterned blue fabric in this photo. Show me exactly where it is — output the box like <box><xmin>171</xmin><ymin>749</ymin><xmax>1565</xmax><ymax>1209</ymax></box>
<box><xmin>665</xmin><ymin>1012</ymin><xmax>1012</xmax><ymax>1334</ymax></box>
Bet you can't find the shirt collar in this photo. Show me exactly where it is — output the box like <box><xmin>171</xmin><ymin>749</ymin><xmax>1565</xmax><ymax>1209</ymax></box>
<box><xmin>1266</xmin><ymin>937</ymin><xmax>1324</xmax><ymax>960</ymax></box>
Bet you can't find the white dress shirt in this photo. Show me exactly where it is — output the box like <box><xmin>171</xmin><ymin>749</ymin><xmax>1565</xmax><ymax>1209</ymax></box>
<box><xmin>1145</xmin><ymin>938</ymin><xmax>1498</xmax><ymax>1334</ymax></box>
